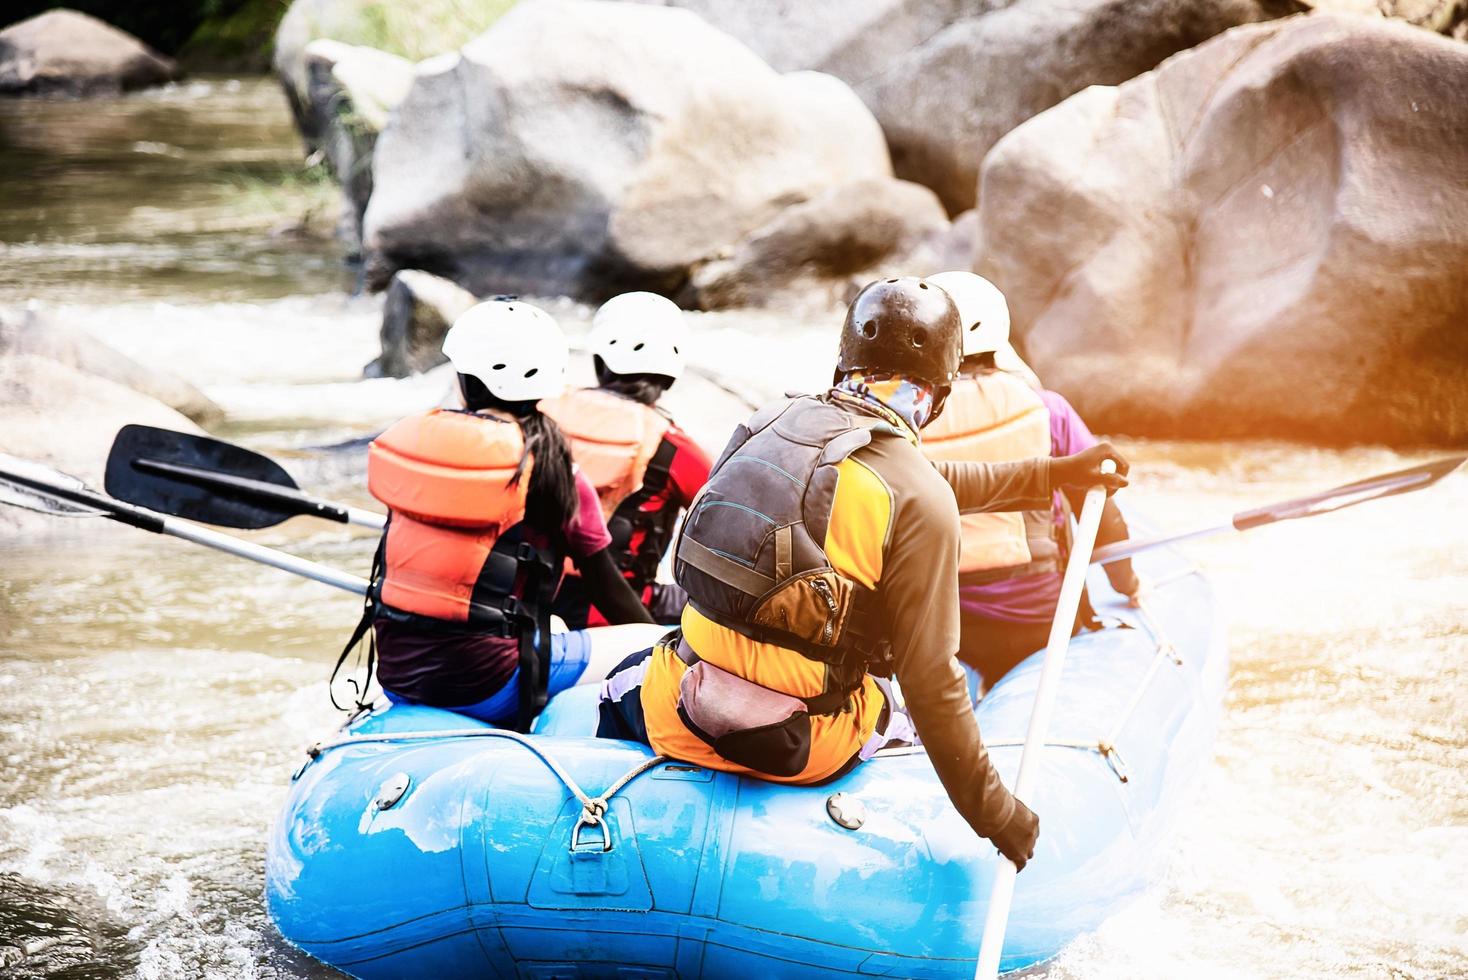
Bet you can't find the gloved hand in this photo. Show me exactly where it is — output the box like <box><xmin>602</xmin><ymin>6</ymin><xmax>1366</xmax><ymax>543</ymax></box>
<box><xmin>1051</xmin><ymin>442</ymin><xmax>1129</xmax><ymax>494</ymax></box>
<box><xmin>988</xmin><ymin>797</ymin><xmax>1040</xmax><ymax>871</ymax></box>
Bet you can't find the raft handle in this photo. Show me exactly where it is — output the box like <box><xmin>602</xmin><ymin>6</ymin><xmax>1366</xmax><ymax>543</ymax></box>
<box><xmin>570</xmin><ymin>800</ymin><xmax>614</xmax><ymax>853</ymax></box>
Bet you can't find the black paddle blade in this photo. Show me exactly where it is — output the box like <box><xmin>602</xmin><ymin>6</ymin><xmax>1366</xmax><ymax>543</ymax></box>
<box><xmin>105</xmin><ymin>424</ymin><xmax>302</xmax><ymax>530</ymax></box>
<box><xmin>1233</xmin><ymin>454</ymin><xmax>1466</xmax><ymax>530</ymax></box>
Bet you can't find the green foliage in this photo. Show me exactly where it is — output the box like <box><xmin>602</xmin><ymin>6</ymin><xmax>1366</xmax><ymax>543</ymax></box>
<box><xmin>179</xmin><ymin>0</ymin><xmax>292</xmax><ymax>72</ymax></box>
<box><xmin>327</xmin><ymin>0</ymin><xmax>518</xmax><ymax>61</ymax></box>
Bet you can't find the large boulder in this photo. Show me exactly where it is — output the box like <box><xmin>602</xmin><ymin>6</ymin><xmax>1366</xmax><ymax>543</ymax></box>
<box><xmin>363</xmin><ymin>0</ymin><xmax>891</xmax><ymax>299</ymax></box>
<box><xmin>0</xmin><ymin>8</ymin><xmax>178</xmax><ymax>97</ymax></box>
<box><xmin>979</xmin><ymin>14</ymin><xmax>1468</xmax><ymax>446</ymax></box>
<box><xmin>639</xmin><ymin>0</ymin><xmax>1298</xmax><ymax>213</ymax></box>
<box><xmin>365</xmin><ymin>269</ymin><xmax>478</xmax><ymax>378</ymax></box>
<box><xmin>688</xmin><ymin>178</ymin><xmax>949</xmax><ymax>310</ymax></box>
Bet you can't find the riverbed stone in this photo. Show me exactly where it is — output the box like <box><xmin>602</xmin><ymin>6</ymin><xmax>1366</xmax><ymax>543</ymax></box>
<box><xmin>637</xmin><ymin>0</ymin><xmax>1297</xmax><ymax>213</ymax></box>
<box><xmin>363</xmin><ymin>0</ymin><xmax>891</xmax><ymax>299</ymax></box>
<box><xmin>0</xmin><ymin>307</ymin><xmax>223</xmax><ymax>426</ymax></box>
<box><xmin>688</xmin><ymin>178</ymin><xmax>948</xmax><ymax>310</ymax></box>
<box><xmin>978</xmin><ymin>14</ymin><xmax>1468</xmax><ymax>446</ymax></box>
<box><xmin>365</xmin><ymin>269</ymin><xmax>478</xmax><ymax>378</ymax></box>
<box><xmin>0</xmin><ymin>9</ymin><xmax>178</xmax><ymax>97</ymax></box>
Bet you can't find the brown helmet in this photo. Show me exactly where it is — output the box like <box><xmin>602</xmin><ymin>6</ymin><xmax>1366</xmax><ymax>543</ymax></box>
<box><xmin>837</xmin><ymin>277</ymin><xmax>963</xmax><ymax>386</ymax></box>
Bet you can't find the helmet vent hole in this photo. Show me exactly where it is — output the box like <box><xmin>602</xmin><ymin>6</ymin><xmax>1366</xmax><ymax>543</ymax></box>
<box><xmin>524</xmin><ymin>368</ymin><xmax>538</xmax><ymax>378</ymax></box>
<box><xmin>608</xmin><ymin>339</ymin><xmax>617</xmax><ymax>345</ymax></box>
<box><xmin>918</xmin><ymin>282</ymin><xmax>928</xmax><ymax>289</ymax></box>
<box><xmin>885</xmin><ymin>278</ymin><xmax>898</xmax><ymax>284</ymax></box>
<box><xmin>861</xmin><ymin>320</ymin><xmax>878</xmax><ymax>339</ymax></box>
<box><xmin>492</xmin><ymin>363</ymin><xmax>506</xmax><ymax>370</ymax></box>
<box><xmin>970</xmin><ymin>322</ymin><xmax>980</xmax><ymax>331</ymax></box>
<box><xmin>673</xmin><ymin>346</ymin><xmax>679</xmax><ymax>354</ymax></box>
<box><xmin>633</xmin><ymin>342</ymin><xmax>645</xmax><ymax>351</ymax></box>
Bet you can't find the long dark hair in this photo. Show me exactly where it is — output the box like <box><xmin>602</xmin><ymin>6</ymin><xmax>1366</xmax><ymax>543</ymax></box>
<box><xmin>594</xmin><ymin>355</ymin><xmax>674</xmax><ymax>407</ymax></box>
<box><xmin>458</xmin><ymin>373</ymin><xmax>578</xmax><ymax>543</ymax></box>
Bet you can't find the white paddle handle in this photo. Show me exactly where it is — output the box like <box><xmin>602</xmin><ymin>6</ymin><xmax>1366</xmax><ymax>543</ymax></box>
<box><xmin>974</xmin><ymin>458</ymin><xmax>1115</xmax><ymax>979</ymax></box>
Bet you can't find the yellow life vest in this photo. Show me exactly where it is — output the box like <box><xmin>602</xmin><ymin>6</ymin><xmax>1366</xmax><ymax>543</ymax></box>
<box><xmin>922</xmin><ymin>371</ymin><xmax>1060</xmax><ymax>581</ymax></box>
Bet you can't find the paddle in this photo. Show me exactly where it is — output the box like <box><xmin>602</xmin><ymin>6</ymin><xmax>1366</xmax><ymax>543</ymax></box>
<box><xmin>1092</xmin><ymin>455</ymin><xmax>1465</xmax><ymax>566</ymax></box>
<box><xmin>105</xmin><ymin>424</ymin><xmax>386</xmax><ymax>531</ymax></box>
<box><xmin>0</xmin><ymin>454</ymin><xmax>370</xmax><ymax>596</ymax></box>
<box><xmin>974</xmin><ymin>460</ymin><xmax>1115</xmax><ymax>979</ymax></box>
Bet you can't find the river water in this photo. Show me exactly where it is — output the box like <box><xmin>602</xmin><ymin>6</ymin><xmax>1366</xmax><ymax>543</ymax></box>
<box><xmin>0</xmin><ymin>79</ymin><xmax>1464</xmax><ymax>980</ymax></box>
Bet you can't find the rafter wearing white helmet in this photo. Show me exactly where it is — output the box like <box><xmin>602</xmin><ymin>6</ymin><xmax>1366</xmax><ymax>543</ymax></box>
<box><xmin>588</xmin><ymin>292</ymin><xmax>687</xmax><ymax>382</ymax></box>
<box><xmin>442</xmin><ymin>299</ymin><xmax>569</xmax><ymax>403</ymax></box>
<box><xmin>926</xmin><ymin>271</ymin><xmax>1040</xmax><ymax>388</ymax></box>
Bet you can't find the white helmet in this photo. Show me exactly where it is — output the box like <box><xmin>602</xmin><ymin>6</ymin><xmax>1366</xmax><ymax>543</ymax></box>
<box><xmin>588</xmin><ymin>291</ymin><xmax>687</xmax><ymax>381</ymax></box>
<box><xmin>927</xmin><ymin>271</ymin><xmax>1012</xmax><ymax>359</ymax></box>
<box><xmin>442</xmin><ymin>299</ymin><xmax>569</xmax><ymax>403</ymax></box>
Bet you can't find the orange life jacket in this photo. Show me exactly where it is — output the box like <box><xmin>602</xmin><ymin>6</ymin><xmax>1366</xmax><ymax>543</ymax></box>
<box><xmin>363</xmin><ymin>408</ymin><xmax>562</xmax><ymax>728</ymax></box>
<box><xmin>922</xmin><ymin>371</ymin><xmax>1060</xmax><ymax>582</ymax></box>
<box><xmin>542</xmin><ymin>388</ymin><xmax>677</xmax><ymax>588</ymax></box>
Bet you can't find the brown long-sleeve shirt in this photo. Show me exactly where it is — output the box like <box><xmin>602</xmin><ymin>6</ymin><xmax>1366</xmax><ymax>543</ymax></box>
<box><xmin>853</xmin><ymin>433</ymin><xmax>1053</xmax><ymax>837</ymax></box>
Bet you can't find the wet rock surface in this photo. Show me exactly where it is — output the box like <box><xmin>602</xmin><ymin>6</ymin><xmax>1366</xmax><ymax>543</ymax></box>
<box><xmin>366</xmin><ymin>269</ymin><xmax>477</xmax><ymax>378</ymax></box>
<box><xmin>979</xmin><ymin>14</ymin><xmax>1468</xmax><ymax>446</ymax></box>
<box><xmin>0</xmin><ymin>9</ymin><xmax>178</xmax><ymax>97</ymax></box>
<box><xmin>362</xmin><ymin>0</ymin><xmax>890</xmax><ymax>300</ymax></box>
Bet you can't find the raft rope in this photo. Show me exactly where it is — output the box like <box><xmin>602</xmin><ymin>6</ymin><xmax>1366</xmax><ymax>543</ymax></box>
<box><xmin>879</xmin><ymin>568</ymin><xmax>1202</xmax><ymax>785</ymax></box>
<box><xmin>298</xmin><ymin>727</ymin><xmax>667</xmax><ymax>853</ymax></box>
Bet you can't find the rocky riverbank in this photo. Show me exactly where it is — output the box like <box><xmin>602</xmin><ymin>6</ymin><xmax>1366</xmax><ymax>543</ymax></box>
<box><xmin>269</xmin><ymin>0</ymin><xmax>1467</xmax><ymax>446</ymax></box>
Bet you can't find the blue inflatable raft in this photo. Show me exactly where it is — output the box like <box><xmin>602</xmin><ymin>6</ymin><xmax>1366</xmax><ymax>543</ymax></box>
<box><xmin>267</xmin><ymin>540</ymin><xmax>1226</xmax><ymax>978</ymax></box>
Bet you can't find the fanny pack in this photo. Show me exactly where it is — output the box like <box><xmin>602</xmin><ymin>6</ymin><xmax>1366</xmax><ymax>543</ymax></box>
<box><xmin>673</xmin><ymin>637</ymin><xmax>815</xmax><ymax>779</ymax></box>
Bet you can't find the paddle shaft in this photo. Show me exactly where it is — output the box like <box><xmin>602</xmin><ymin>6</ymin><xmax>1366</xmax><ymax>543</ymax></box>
<box><xmin>0</xmin><ymin>466</ymin><xmax>369</xmax><ymax>596</ymax></box>
<box><xmin>133</xmin><ymin>457</ymin><xmax>386</xmax><ymax>530</ymax></box>
<box><xmin>974</xmin><ymin>470</ymin><xmax>1112</xmax><ymax>979</ymax></box>
<box><xmin>1091</xmin><ymin>454</ymin><xmax>1464</xmax><ymax>567</ymax></box>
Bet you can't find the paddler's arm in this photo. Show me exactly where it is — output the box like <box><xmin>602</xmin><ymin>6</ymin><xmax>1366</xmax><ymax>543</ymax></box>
<box><xmin>573</xmin><ymin>547</ymin><xmax>655</xmax><ymax>625</ymax></box>
<box><xmin>932</xmin><ymin>442</ymin><xmax>1129</xmax><ymax>513</ymax></box>
<box><xmin>868</xmin><ymin>442</ymin><xmax>1037</xmax><ymax>866</ymax></box>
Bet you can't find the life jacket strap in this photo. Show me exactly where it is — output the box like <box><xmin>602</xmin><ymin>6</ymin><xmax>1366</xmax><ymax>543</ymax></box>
<box><xmin>606</xmin><ymin>437</ymin><xmax>679</xmax><ymax>592</ymax></box>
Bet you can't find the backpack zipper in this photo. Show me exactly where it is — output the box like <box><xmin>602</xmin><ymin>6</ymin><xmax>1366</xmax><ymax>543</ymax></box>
<box><xmin>812</xmin><ymin>578</ymin><xmax>838</xmax><ymax>645</ymax></box>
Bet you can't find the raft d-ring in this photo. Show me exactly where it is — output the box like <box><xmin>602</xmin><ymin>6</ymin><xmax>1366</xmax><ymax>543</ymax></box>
<box><xmin>1098</xmin><ymin>742</ymin><xmax>1131</xmax><ymax>784</ymax></box>
<box><xmin>569</xmin><ymin>801</ymin><xmax>613</xmax><ymax>853</ymax></box>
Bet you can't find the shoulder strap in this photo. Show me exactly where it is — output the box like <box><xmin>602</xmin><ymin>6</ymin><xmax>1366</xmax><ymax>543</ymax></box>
<box><xmin>607</xmin><ymin>436</ymin><xmax>679</xmax><ymax>590</ymax></box>
<box><xmin>330</xmin><ymin>533</ymin><xmax>386</xmax><ymax>712</ymax></box>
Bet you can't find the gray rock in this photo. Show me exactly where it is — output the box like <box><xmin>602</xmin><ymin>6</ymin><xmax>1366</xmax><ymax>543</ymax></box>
<box><xmin>365</xmin><ymin>269</ymin><xmax>478</xmax><ymax>378</ymax></box>
<box><xmin>978</xmin><ymin>15</ymin><xmax>1468</xmax><ymax>446</ymax></box>
<box><xmin>640</xmin><ymin>0</ymin><xmax>1298</xmax><ymax>213</ymax></box>
<box><xmin>363</xmin><ymin>0</ymin><xmax>890</xmax><ymax>299</ymax></box>
<box><xmin>0</xmin><ymin>307</ymin><xmax>223</xmax><ymax>426</ymax></box>
<box><xmin>0</xmin><ymin>8</ymin><xmax>178</xmax><ymax>97</ymax></box>
<box><xmin>299</xmin><ymin>39</ymin><xmax>414</xmax><ymax>254</ymax></box>
<box><xmin>689</xmin><ymin>178</ymin><xmax>948</xmax><ymax>310</ymax></box>
<box><xmin>0</xmin><ymin>353</ymin><xmax>202</xmax><ymax>539</ymax></box>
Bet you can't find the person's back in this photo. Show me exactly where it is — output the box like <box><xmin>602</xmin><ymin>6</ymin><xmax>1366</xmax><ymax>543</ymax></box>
<box><xmin>543</xmin><ymin>292</ymin><xmax>711</xmax><ymax>627</ymax></box>
<box><xmin>596</xmin><ymin>277</ymin><xmax>1131</xmax><ymax>871</ymax></box>
<box><xmin>924</xmin><ymin>272</ymin><xmax>1142</xmax><ymax>686</ymax></box>
<box><xmin>356</xmin><ymin>299</ymin><xmax>653</xmax><ymax>733</ymax></box>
